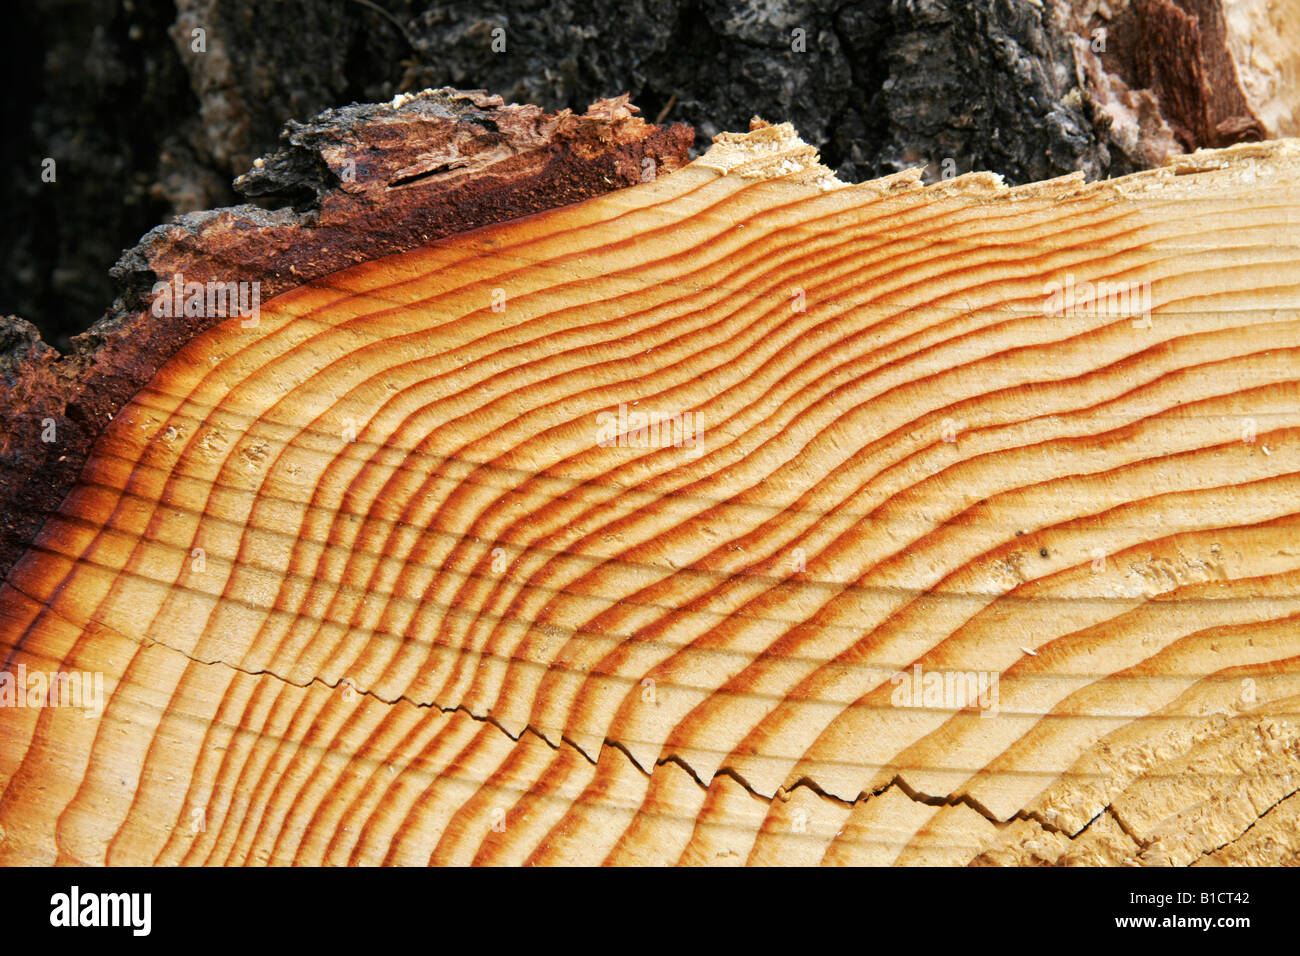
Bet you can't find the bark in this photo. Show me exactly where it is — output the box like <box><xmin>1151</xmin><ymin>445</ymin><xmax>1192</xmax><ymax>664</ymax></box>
<box><xmin>0</xmin><ymin>90</ymin><xmax>691</xmax><ymax>583</ymax></box>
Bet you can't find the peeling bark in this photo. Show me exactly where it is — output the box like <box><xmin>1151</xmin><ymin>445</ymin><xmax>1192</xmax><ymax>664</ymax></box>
<box><xmin>0</xmin><ymin>89</ymin><xmax>690</xmax><ymax>582</ymax></box>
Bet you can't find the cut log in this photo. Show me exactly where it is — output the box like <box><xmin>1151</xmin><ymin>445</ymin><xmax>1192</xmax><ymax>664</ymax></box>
<box><xmin>2</xmin><ymin>111</ymin><xmax>1300</xmax><ymax>866</ymax></box>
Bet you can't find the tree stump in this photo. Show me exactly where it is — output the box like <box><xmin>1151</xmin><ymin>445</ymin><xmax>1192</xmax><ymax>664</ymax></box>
<box><xmin>2</xmin><ymin>97</ymin><xmax>1299</xmax><ymax>866</ymax></box>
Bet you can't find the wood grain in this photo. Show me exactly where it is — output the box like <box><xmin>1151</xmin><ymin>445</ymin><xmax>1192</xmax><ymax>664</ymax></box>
<box><xmin>2</xmin><ymin>124</ymin><xmax>1300</xmax><ymax>866</ymax></box>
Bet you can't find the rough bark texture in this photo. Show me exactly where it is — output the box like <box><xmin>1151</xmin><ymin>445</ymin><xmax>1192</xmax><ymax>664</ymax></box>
<box><xmin>1134</xmin><ymin>0</ymin><xmax>1261</xmax><ymax>147</ymax></box>
<box><xmin>11</xmin><ymin>0</ymin><xmax>1291</xmax><ymax>348</ymax></box>
<box><xmin>0</xmin><ymin>90</ymin><xmax>691</xmax><ymax>587</ymax></box>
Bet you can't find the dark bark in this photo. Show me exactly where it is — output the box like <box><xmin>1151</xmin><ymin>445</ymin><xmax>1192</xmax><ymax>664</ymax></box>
<box><xmin>8</xmin><ymin>0</ymin><xmax>1253</xmax><ymax>348</ymax></box>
